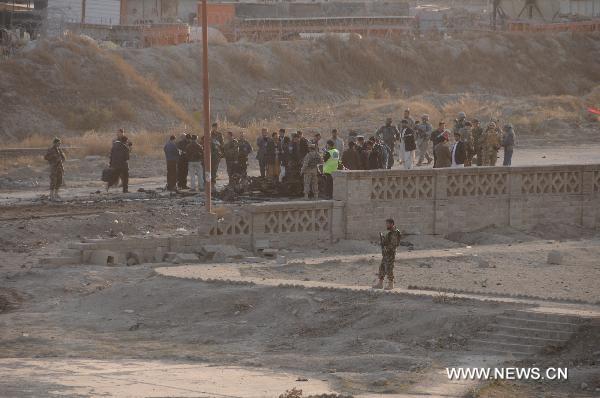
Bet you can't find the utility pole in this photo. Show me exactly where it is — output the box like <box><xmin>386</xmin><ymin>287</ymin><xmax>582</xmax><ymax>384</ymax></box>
<box><xmin>81</xmin><ymin>0</ymin><xmax>86</xmax><ymax>24</ymax></box>
<box><xmin>201</xmin><ymin>0</ymin><xmax>212</xmax><ymax>213</ymax></box>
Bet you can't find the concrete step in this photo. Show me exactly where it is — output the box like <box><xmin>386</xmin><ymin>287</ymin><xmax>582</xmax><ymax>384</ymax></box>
<box><xmin>470</xmin><ymin>339</ymin><xmax>543</xmax><ymax>354</ymax></box>
<box><xmin>476</xmin><ymin>332</ymin><xmax>568</xmax><ymax>347</ymax></box>
<box><xmin>39</xmin><ymin>256</ymin><xmax>81</xmax><ymax>267</ymax></box>
<box><xmin>60</xmin><ymin>249</ymin><xmax>82</xmax><ymax>257</ymax></box>
<box><xmin>495</xmin><ymin>316</ymin><xmax>580</xmax><ymax>332</ymax></box>
<box><xmin>491</xmin><ymin>324</ymin><xmax>574</xmax><ymax>340</ymax></box>
<box><xmin>504</xmin><ymin>310</ymin><xmax>583</xmax><ymax>324</ymax></box>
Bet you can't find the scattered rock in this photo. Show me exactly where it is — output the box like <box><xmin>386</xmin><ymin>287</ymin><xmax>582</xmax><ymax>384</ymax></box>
<box><xmin>418</xmin><ymin>262</ymin><xmax>432</xmax><ymax>268</ymax></box>
<box><xmin>477</xmin><ymin>259</ymin><xmax>491</xmax><ymax>268</ymax></box>
<box><xmin>547</xmin><ymin>250</ymin><xmax>563</xmax><ymax>265</ymax></box>
<box><xmin>277</xmin><ymin>256</ymin><xmax>287</xmax><ymax>265</ymax></box>
<box><xmin>580</xmin><ymin>382</ymin><xmax>588</xmax><ymax>390</ymax></box>
<box><xmin>262</xmin><ymin>248</ymin><xmax>279</xmax><ymax>259</ymax></box>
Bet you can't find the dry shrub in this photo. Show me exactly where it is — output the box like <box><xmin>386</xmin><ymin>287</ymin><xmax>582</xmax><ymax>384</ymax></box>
<box><xmin>366</xmin><ymin>81</ymin><xmax>391</xmax><ymax>100</ymax></box>
<box><xmin>113</xmin><ymin>100</ymin><xmax>136</xmax><ymax>121</ymax></box>
<box><xmin>65</xmin><ymin>105</ymin><xmax>113</xmax><ymax>130</ymax></box>
<box><xmin>105</xmin><ymin>51</ymin><xmax>196</xmax><ymax>127</ymax></box>
<box><xmin>225</xmin><ymin>48</ymin><xmax>268</xmax><ymax>80</ymax></box>
<box><xmin>69</xmin><ymin>131</ymin><xmax>112</xmax><ymax>157</ymax></box>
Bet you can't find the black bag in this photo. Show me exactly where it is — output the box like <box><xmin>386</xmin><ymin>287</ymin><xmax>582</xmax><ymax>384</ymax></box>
<box><xmin>101</xmin><ymin>168</ymin><xmax>115</xmax><ymax>183</ymax></box>
<box><xmin>404</xmin><ymin>133</ymin><xmax>416</xmax><ymax>152</ymax></box>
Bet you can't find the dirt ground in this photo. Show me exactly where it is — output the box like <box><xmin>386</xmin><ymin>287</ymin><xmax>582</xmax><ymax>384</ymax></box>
<box><xmin>1</xmin><ymin>141</ymin><xmax>600</xmax><ymax>397</ymax></box>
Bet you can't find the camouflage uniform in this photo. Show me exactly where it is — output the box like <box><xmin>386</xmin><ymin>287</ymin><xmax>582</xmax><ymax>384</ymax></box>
<box><xmin>416</xmin><ymin>121</ymin><xmax>433</xmax><ymax>165</ymax></box>
<box><xmin>223</xmin><ymin>138</ymin><xmax>240</xmax><ymax>185</ymax></box>
<box><xmin>471</xmin><ymin>125</ymin><xmax>484</xmax><ymax>166</ymax></box>
<box><xmin>481</xmin><ymin>124</ymin><xmax>501</xmax><ymax>166</ymax></box>
<box><xmin>300</xmin><ymin>150</ymin><xmax>322</xmax><ymax>199</ymax></box>
<box><xmin>378</xmin><ymin>228</ymin><xmax>402</xmax><ymax>281</ymax></box>
<box><xmin>459</xmin><ymin>125</ymin><xmax>474</xmax><ymax>166</ymax></box>
<box><xmin>44</xmin><ymin>145</ymin><xmax>66</xmax><ymax>193</ymax></box>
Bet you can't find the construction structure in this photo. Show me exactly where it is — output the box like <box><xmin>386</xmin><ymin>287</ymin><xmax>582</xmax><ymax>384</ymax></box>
<box><xmin>198</xmin><ymin>1</ymin><xmax>413</xmax><ymax>41</ymax></box>
<box><xmin>492</xmin><ymin>0</ymin><xmax>600</xmax><ymax>23</ymax></box>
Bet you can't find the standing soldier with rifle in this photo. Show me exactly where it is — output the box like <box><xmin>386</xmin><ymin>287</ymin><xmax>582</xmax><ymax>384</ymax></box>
<box><xmin>373</xmin><ymin>218</ymin><xmax>402</xmax><ymax>290</ymax></box>
<box><xmin>45</xmin><ymin>137</ymin><xmax>66</xmax><ymax>201</ymax></box>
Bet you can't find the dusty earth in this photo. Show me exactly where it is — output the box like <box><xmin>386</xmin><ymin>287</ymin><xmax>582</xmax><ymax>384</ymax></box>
<box><xmin>1</xmin><ymin>140</ymin><xmax>600</xmax><ymax>397</ymax></box>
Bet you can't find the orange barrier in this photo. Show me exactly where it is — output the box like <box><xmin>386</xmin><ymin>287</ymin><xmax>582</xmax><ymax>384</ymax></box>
<box><xmin>508</xmin><ymin>19</ymin><xmax>600</xmax><ymax>33</ymax></box>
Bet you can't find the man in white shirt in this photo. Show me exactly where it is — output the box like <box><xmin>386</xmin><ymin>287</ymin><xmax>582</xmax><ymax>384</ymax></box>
<box><xmin>331</xmin><ymin>129</ymin><xmax>345</xmax><ymax>154</ymax></box>
<box><xmin>399</xmin><ymin>119</ymin><xmax>416</xmax><ymax>170</ymax></box>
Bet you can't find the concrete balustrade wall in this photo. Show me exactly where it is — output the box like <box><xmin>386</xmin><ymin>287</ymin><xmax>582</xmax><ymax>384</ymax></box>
<box><xmin>333</xmin><ymin>164</ymin><xmax>600</xmax><ymax>239</ymax></box>
<box><xmin>73</xmin><ymin>164</ymin><xmax>600</xmax><ymax>264</ymax></box>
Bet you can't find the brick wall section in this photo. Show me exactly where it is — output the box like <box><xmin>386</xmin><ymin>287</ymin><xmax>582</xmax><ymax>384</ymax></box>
<box><xmin>333</xmin><ymin>164</ymin><xmax>600</xmax><ymax>239</ymax></box>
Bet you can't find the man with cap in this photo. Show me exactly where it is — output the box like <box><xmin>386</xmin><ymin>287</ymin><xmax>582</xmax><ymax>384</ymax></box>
<box><xmin>433</xmin><ymin>131</ymin><xmax>451</xmax><ymax>168</ymax></box>
<box><xmin>373</xmin><ymin>218</ymin><xmax>402</xmax><ymax>290</ymax></box>
<box><xmin>376</xmin><ymin>118</ymin><xmax>399</xmax><ymax>169</ymax></box>
<box><xmin>501</xmin><ymin>124</ymin><xmax>516</xmax><ymax>166</ymax></box>
<box><xmin>300</xmin><ymin>143</ymin><xmax>322</xmax><ymax>200</ymax></box>
<box><xmin>416</xmin><ymin>114</ymin><xmax>433</xmax><ymax>166</ymax></box>
<box><xmin>44</xmin><ymin>137</ymin><xmax>66</xmax><ymax>201</ymax></box>
<box><xmin>399</xmin><ymin>119</ymin><xmax>417</xmax><ymax>170</ymax></box>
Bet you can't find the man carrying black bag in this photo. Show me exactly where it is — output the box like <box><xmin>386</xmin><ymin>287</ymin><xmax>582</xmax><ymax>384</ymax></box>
<box><xmin>108</xmin><ymin>136</ymin><xmax>131</xmax><ymax>193</ymax></box>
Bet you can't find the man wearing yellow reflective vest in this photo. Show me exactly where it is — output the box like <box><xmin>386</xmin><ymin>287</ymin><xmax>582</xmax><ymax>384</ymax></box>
<box><xmin>322</xmin><ymin>140</ymin><xmax>340</xmax><ymax>199</ymax></box>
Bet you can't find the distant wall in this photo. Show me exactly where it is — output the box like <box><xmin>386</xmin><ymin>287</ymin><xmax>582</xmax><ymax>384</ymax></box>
<box><xmin>333</xmin><ymin>164</ymin><xmax>600</xmax><ymax>239</ymax></box>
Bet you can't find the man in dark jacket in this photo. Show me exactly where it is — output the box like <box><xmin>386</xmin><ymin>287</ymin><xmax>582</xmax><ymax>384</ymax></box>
<box><xmin>163</xmin><ymin>135</ymin><xmax>180</xmax><ymax>191</ymax></box>
<box><xmin>176</xmin><ymin>133</ymin><xmax>191</xmax><ymax>189</ymax></box>
<box><xmin>433</xmin><ymin>131</ymin><xmax>451</xmax><ymax>168</ymax></box>
<box><xmin>450</xmin><ymin>131</ymin><xmax>467</xmax><ymax>168</ymax></box>
<box><xmin>223</xmin><ymin>131</ymin><xmax>240</xmax><ymax>185</ymax></box>
<box><xmin>109</xmin><ymin>135</ymin><xmax>131</xmax><ymax>193</ymax></box>
<box><xmin>376</xmin><ymin>118</ymin><xmax>399</xmax><ymax>168</ymax></box>
<box><xmin>185</xmin><ymin>135</ymin><xmax>203</xmax><ymax>191</ymax></box>
<box><xmin>501</xmin><ymin>124</ymin><xmax>516</xmax><ymax>166</ymax></box>
<box><xmin>341</xmin><ymin>141</ymin><xmax>361</xmax><ymax>170</ymax></box>
<box><xmin>238</xmin><ymin>132</ymin><xmax>253</xmax><ymax>177</ymax></box>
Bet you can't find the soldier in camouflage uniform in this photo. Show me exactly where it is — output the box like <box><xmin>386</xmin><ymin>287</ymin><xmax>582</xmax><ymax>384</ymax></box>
<box><xmin>223</xmin><ymin>131</ymin><xmax>240</xmax><ymax>185</ymax></box>
<box><xmin>44</xmin><ymin>137</ymin><xmax>66</xmax><ymax>201</ymax></box>
<box><xmin>459</xmin><ymin>121</ymin><xmax>474</xmax><ymax>166</ymax></box>
<box><xmin>452</xmin><ymin>112</ymin><xmax>467</xmax><ymax>135</ymax></box>
<box><xmin>300</xmin><ymin>143</ymin><xmax>322</xmax><ymax>200</ymax></box>
<box><xmin>470</xmin><ymin>119</ymin><xmax>484</xmax><ymax>166</ymax></box>
<box><xmin>416</xmin><ymin>114</ymin><xmax>433</xmax><ymax>165</ymax></box>
<box><xmin>373</xmin><ymin>218</ymin><xmax>402</xmax><ymax>290</ymax></box>
<box><xmin>481</xmin><ymin>122</ymin><xmax>502</xmax><ymax>166</ymax></box>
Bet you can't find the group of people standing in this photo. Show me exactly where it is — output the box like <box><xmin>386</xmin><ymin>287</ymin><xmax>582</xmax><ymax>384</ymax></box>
<box><xmin>43</xmin><ymin>112</ymin><xmax>516</xmax><ymax>200</ymax></box>
<box><xmin>368</xmin><ymin>109</ymin><xmax>516</xmax><ymax>170</ymax></box>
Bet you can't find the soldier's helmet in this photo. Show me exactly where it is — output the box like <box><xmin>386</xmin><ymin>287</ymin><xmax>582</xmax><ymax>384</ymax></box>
<box><xmin>53</xmin><ymin>137</ymin><xmax>61</xmax><ymax>144</ymax></box>
<box><xmin>488</xmin><ymin>121</ymin><xmax>497</xmax><ymax>129</ymax></box>
<box><xmin>421</xmin><ymin>114</ymin><xmax>429</xmax><ymax>121</ymax></box>
<box><xmin>458</xmin><ymin>112</ymin><xmax>466</xmax><ymax>119</ymax></box>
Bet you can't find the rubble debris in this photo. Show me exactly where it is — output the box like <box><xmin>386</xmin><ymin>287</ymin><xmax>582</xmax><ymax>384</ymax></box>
<box><xmin>261</xmin><ymin>248</ymin><xmax>279</xmax><ymax>259</ymax></box>
<box><xmin>200</xmin><ymin>244</ymin><xmax>245</xmax><ymax>261</ymax></box>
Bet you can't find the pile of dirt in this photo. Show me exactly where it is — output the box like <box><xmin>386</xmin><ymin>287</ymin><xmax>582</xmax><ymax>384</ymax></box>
<box><xmin>1</xmin><ymin>32</ymin><xmax>599</xmax><ymax>141</ymax></box>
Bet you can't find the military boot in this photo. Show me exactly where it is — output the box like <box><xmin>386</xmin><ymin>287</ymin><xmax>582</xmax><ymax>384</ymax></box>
<box><xmin>49</xmin><ymin>190</ymin><xmax>55</xmax><ymax>201</ymax></box>
<box><xmin>384</xmin><ymin>279</ymin><xmax>394</xmax><ymax>290</ymax></box>
<box><xmin>54</xmin><ymin>190</ymin><xmax>62</xmax><ymax>201</ymax></box>
<box><xmin>372</xmin><ymin>278</ymin><xmax>384</xmax><ymax>289</ymax></box>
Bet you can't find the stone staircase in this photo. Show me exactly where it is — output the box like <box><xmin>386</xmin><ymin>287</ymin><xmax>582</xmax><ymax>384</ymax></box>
<box><xmin>471</xmin><ymin>309</ymin><xmax>583</xmax><ymax>357</ymax></box>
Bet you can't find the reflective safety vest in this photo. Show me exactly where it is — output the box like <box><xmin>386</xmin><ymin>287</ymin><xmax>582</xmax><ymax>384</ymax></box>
<box><xmin>323</xmin><ymin>148</ymin><xmax>340</xmax><ymax>174</ymax></box>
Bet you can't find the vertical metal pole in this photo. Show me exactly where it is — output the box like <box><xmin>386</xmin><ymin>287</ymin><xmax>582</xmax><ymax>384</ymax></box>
<box><xmin>81</xmin><ymin>0</ymin><xmax>86</xmax><ymax>24</ymax></box>
<box><xmin>201</xmin><ymin>0</ymin><xmax>212</xmax><ymax>213</ymax></box>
